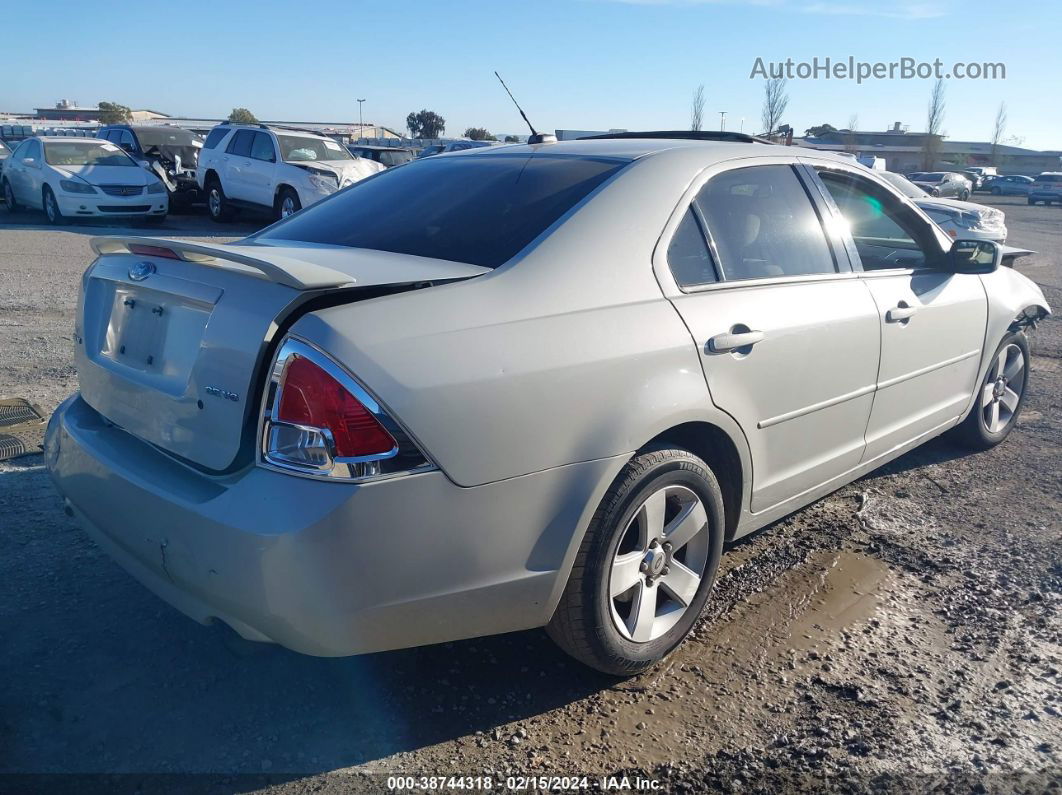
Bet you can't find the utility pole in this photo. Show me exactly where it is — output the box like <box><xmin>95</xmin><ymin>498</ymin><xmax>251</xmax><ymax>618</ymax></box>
<box><xmin>357</xmin><ymin>98</ymin><xmax>365</xmax><ymax>141</ymax></box>
<box><xmin>718</xmin><ymin>111</ymin><xmax>727</xmax><ymax>131</ymax></box>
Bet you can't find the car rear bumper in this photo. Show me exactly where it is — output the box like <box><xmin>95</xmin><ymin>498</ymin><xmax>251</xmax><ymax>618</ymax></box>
<box><xmin>45</xmin><ymin>394</ymin><xmax>619</xmax><ymax>656</ymax></box>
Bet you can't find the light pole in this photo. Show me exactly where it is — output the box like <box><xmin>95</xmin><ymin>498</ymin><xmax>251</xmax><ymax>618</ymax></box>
<box><xmin>718</xmin><ymin>111</ymin><xmax>727</xmax><ymax>131</ymax></box>
<box><xmin>357</xmin><ymin>98</ymin><xmax>365</xmax><ymax>141</ymax></box>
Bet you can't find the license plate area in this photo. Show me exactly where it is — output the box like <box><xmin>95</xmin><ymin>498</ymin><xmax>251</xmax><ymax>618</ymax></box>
<box><xmin>84</xmin><ymin>265</ymin><xmax>222</xmax><ymax>397</ymax></box>
<box><xmin>100</xmin><ymin>286</ymin><xmax>168</xmax><ymax>372</ymax></box>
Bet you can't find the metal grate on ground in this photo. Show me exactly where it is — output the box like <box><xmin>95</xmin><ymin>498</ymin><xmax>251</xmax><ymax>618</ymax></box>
<box><xmin>0</xmin><ymin>398</ymin><xmax>47</xmax><ymax>461</ymax></box>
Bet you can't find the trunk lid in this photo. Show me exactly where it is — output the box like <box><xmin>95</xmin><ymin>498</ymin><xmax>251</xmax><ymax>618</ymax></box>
<box><xmin>76</xmin><ymin>236</ymin><xmax>488</xmax><ymax>471</ymax></box>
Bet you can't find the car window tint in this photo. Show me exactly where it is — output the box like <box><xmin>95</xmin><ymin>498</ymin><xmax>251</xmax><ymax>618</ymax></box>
<box><xmin>118</xmin><ymin>130</ymin><xmax>136</xmax><ymax>150</ymax></box>
<box><xmin>256</xmin><ymin>154</ymin><xmax>627</xmax><ymax>269</ymax></box>
<box><xmin>203</xmin><ymin>127</ymin><xmax>228</xmax><ymax>150</ymax></box>
<box><xmin>816</xmin><ymin>169</ymin><xmax>936</xmax><ymax>271</ymax></box>
<box><xmin>226</xmin><ymin>130</ymin><xmax>254</xmax><ymax>157</ymax></box>
<box><xmin>667</xmin><ymin>208</ymin><xmax>717</xmax><ymax>287</ymax></box>
<box><xmin>250</xmin><ymin>132</ymin><xmax>275</xmax><ymax>162</ymax></box>
<box><xmin>694</xmin><ymin>165</ymin><xmax>835</xmax><ymax>281</ymax></box>
<box><xmin>26</xmin><ymin>140</ymin><xmax>41</xmax><ymax>159</ymax></box>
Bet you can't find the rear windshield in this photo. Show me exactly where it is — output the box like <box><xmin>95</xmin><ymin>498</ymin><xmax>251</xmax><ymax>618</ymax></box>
<box><xmin>256</xmin><ymin>153</ymin><xmax>627</xmax><ymax>268</ymax></box>
<box><xmin>1035</xmin><ymin>175</ymin><xmax>1062</xmax><ymax>183</ymax></box>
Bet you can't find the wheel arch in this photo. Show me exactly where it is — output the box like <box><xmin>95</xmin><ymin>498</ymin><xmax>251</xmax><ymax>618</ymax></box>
<box><xmin>644</xmin><ymin>421</ymin><xmax>746</xmax><ymax>542</ymax></box>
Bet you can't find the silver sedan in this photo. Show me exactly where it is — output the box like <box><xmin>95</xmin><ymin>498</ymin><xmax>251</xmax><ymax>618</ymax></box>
<box><xmin>46</xmin><ymin>136</ymin><xmax>1050</xmax><ymax>674</ymax></box>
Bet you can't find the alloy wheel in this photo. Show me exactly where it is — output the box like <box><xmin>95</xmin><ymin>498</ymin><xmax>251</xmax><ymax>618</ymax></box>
<box><xmin>208</xmin><ymin>188</ymin><xmax>222</xmax><ymax>218</ymax></box>
<box><xmin>45</xmin><ymin>192</ymin><xmax>58</xmax><ymax>222</ymax></box>
<box><xmin>3</xmin><ymin>181</ymin><xmax>13</xmax><ymax>207</ymax></box>
<box><xmin>981</xmin><ymin>343</ymin><xmax>1024</xmax><ymax>433</ymax></box>
<box><xmin>609</xmin><ymin>485</ymin><xmax>710</xmax><ymax>643</ymax></box>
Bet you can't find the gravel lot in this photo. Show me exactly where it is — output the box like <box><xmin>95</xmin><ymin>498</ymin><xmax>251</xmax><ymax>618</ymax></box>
<box><xmin>1</xmin><ymin>196</ymin><xmax>1059</xmax><ymax>793</ymax></box>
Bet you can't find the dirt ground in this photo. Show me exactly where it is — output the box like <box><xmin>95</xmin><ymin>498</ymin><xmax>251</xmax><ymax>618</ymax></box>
<box><xmin>0</xmin><ymin>197</ymin><xmax>1059</xmax><ymax>793</ymax></box>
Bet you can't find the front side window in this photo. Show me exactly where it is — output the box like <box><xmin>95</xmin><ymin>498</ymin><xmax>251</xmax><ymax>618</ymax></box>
<box><xmin>255</xmin><ymin>153</ymin><xmax>626</xmax><ymax>269</ymax></box>
<box><xmin>250</xmin><ymin>132</ymin><xmax>276</xmax><ymax>162</ymax></box>
<box><xmin>815</xmin><ymin>169</ymin><xmax>939</xmax><ymax>271</ymax></box>
<box><xmin>44</xmin><ymin>141</ymin><xmax>136</xmax><ymax>167</ymax></box>
<box><xmin>694</xmin><ymin>165</ymin><xmax>835</xmax><ymax>281</ymax></box>
<box><xmin>118</xmin><ymin>130</ymin><xmax>137</xmax><ymax>151</ymax></box>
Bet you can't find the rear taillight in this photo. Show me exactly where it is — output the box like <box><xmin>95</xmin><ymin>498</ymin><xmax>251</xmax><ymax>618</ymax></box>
<box><xmin>260</xmin><ymin>338</ymin><xmax>432</xmax><ymax>482</ymax></box>
<box><xmin>277</xmin><ymin>356</ymin><xmax>396</xmax><ymax>457</ymax></box>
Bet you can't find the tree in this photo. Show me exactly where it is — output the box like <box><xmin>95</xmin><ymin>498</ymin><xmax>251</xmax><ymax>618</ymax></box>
<box><xmin>228</xmin><ymin>107</ymin><xmax>258</xmax><ymax>124</ymax></box>
<box><xmin>503</xmin><ymin>135</ymin><xmax>520</xmax><ymax>143</ymax></box>
<box><xmin>464</xmin><ymin>127</ymin><xmax>497</xmax><ymax>141</ymax></box>
<box><xmin>406</xmin><ymin>109</ymin><xmax>446</xmax><ymax>139</ymax></box>
<box><xmin>97</xmin><ymin>101</ymin><xmax>132</xmax><ymax>125</ymax></box>
<box><xmin>921</xmin><ymin>78</ymin><xmax>946</xmax><ymax>170</ymax></box>
<box><xmin>690</xmin><ymin>84</ymin><xmax>705</xmax><ymax>132</ymax></box>
<box><xmin>760</xmin><ymin>78</ymin><xmax>789</xmax><ymax>137</ymax></box>
<box><xmin>804</xmin><ymin>123</ymin><xmax>837</xmax><ymax>138</ymax></box>
<box><xmin>990</xmin><ymin>101</ymin><xmax>1007</xmax><ymax>167</ymax></box>
<box><xmin>844</xmin><ymin>114</ymin><xmax>859</xmax><ymax>153</ymax></box>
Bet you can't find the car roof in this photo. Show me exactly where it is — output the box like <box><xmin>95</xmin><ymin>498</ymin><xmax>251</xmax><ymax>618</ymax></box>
<box><xmin>32</xmin><ymin>136</ymin><xmax>105</xmax><ymax>143</ymax></box>
<box><xmin>447</xmin><ymin>137</ymin><xmax>777</xmax><ymax>162</ymax></box>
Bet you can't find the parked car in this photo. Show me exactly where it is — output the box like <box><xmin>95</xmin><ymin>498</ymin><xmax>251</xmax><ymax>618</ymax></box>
<box><xmin>909</xmin><ymin>171</ymin><xmax>973</xmax><ymax>200</ymax></box>
<box><xmin>1028</xmin><ymin>172</ymin><xmax>1062</xmax><ymax>205</ymax></box>
<box><xmin>196</xmin><ymin>123</ymin><xmax>385</xmax><ymax>221</ymax></box>
<box><xmin>962</xmin><ymin>166</ymin><xmax>997</xmax><ymax>191</ymax></box>
<box><xmin>983</xmin><ymin>175</ymin><xmax>1034</xmax><ymax>196</ymax></box>
<box><xmin>98</xmin><ymin>124</ymin><xmax>203</xmax><ymax>208</ymax></box>
<box><xmin>0</xmin><ymin>139</ymin><xmax>11</xmax><ymax>181</ymax></box>
<box><xmin>878</xmin><ymin>171</ymin><xmax>1007</xmax><ymax>242</ymax></box>
<box><xmin>2</xmin><ymin>136</ymin><xmax>168</xmax><ymax>224</ymax></box>
<box><xmin>45</xmin><ymin>136</ymin><xmax>1049</xmax><ymax>675</ymax></box>
<box><xmin>442</xmin><ymin>140</ymin><xmax>496</xmax><ymax>153</ymax></box>
<box><xmin>347</xmin><ymin>145</ymin><xmax>416</xmax><ymax>168</ymax></box>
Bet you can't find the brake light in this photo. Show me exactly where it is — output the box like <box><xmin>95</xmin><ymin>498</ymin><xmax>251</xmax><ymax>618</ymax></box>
<box><xmin>277</xmin><ymin>356</ymin><xmax>396</xmax><ymax>457</ymax></box>
<box><xmin>128</xmin><ymin>244</ymin><xmax>181</xmax><ymax>260</ymax></box>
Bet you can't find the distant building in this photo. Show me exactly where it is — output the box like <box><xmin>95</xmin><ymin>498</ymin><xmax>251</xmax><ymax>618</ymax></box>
<box><xmin>797</xmin><ymin>122</ymin><xmax>1061</xmax><ymax>176</ymax></box>
<box><xmin>34</xmin><ymin>100</ymin><xmax>170</xmax><ymax>123</ymax></box>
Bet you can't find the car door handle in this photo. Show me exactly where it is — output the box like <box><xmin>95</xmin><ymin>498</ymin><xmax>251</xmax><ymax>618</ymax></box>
<box><xmin>708</xmin><ymin>329</ymin><xmax>765</xmax><ymax>353</ymax></box>
<box><xmin>886</xmin><ymin>303</ymin><xmax>918</xmax><ymax>323</ymax></box>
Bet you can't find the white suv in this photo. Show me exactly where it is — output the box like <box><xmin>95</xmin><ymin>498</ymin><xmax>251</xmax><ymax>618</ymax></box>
<box><xmin>196</xmin><ymin>124</ymin><xmax>384</xmax><ymax>222</ymax></box>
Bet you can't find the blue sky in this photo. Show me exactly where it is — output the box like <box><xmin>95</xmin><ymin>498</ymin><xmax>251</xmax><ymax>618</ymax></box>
<box><xmin>7</xmin><ymin>0</ymin><xmax>1060</xmax><ymax>149</ymax></box>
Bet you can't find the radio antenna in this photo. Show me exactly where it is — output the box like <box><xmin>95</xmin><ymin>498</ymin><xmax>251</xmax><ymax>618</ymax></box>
<box><xmin>494</xmin><ymin>71</ymin><xmax>556</xmax><ymax>145</ymax></box>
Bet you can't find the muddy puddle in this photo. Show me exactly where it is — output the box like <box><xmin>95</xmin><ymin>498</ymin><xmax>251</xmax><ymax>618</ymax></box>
<box><xmin>590</xmin><ymin>549</ymin><xmax>896</xmax><ymax>766</ymax></box>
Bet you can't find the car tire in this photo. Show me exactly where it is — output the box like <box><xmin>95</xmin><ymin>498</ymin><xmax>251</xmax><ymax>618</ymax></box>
<box><xmin>1028</xmin><ymin>197</ymin><xmax>1038</xmax><ymax>205</ymax></box>
<box><xmin>950</xmin><ymin>331</ymin><xmax>1030</xmax><ymax>451</ymax></box>
<box><xmin>991</xmin><ymin>187</ymin><xmax>1002</xmax><ymax>195</ymax></box>
<box><xmin>206</xmin><ymin>177</ymin><xmax>235</xmax><ymax>222</ymax></box>
<box><xmin>42</xmin><ymin>186</ymin><xmax>64</xmax><ymax>225</ymax></box>
<box><xmin>960</xmin><ymin>190</ymin><xmax>971</xmax><ymax>201</ymax></box>
<box><xmin>2</xmin><ymin>179</ymin><xmax>19</xmax><ymax>212</ymax></box>
<box><xmin>547</xmin><ymin>446</ymin><xmax>725</xmax><ymax>676</ymax></box>
<box><xmin>275</xmin><ymin>187</ymin><xmax>301</xmax><ymax>220</ymax></box>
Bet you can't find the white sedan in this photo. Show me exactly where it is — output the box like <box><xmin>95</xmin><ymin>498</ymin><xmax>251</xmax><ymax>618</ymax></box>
<box><xmin>2</xmin><ymin>136</ymin><xmax>168</xmax><ymax>224</ymax></box>
<box><xmin>879</xmin><ymin>171</ymin><xmax>1007</xmax><ymax>242</ymax></box>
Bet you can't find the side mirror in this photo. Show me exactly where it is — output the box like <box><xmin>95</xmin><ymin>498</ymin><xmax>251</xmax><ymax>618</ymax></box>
<box><xmin>21</xmin><ymin>157</ymin><xmax>36</xmax><ymax>167</ymax></box>
<box><xmin>948</xmin><ymin>239</ymin><xmax>1000</xmax><ymax>274</ymax></box>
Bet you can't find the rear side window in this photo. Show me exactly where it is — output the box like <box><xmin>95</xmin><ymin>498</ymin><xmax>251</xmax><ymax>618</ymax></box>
<box><xmin>1036</xmin><ymin>175</ymin><xmax>1061</xmax><ymax>183</ymax></box>
<box><xmin>256</xmin><ymin>154</ymin><xmax>626</xmax><ymax>269</ymax></box>
<box><xmin>667</xmin><ymin>208</ymin><xmax>717</xmax><ymax>287</ymax></box>
<box><xmin>694</xmin><ymin>165</ymin><xmax>835</xmax><ymax>281</ymax></box>
<box><xmin>203</xmin><ymin>127</ymin><xmax>229</xmax><ymax>150</ymax></box>
<box><xmin>226</xmin><ymin>130</ymin><xmax>254</xmax><ymax>157</ymax></box>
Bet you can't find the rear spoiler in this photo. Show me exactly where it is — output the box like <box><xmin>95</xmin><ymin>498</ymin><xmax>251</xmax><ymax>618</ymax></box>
<box><xmin>90</xmin><ymin>236</ymin><xmax>358</xmax><ymax>290</ymax></box>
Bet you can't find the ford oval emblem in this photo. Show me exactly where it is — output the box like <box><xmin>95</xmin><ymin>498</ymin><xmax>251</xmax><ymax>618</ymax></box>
<box><xmin>129</xmin><ymin>261</ymin><xmax>156</xmax><ymax>281</ymax></box>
